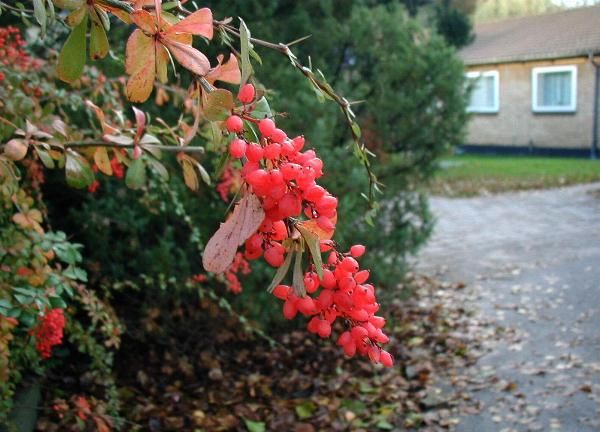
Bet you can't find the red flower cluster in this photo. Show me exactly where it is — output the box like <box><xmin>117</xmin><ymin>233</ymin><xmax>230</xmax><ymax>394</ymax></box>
<box><xmin>32</xmin><ymin>308</ymin><xmax>66</xmax><ymax>359</ymax></box>
<box><xmin>222</xmin><ymin>84</ymin><xmax>393</xmax><ymax>366</ymax></box>
<box><xmin>0</xmin><ymin>26</ymin><xmax>41</xmax><ymax>79</ymax></box>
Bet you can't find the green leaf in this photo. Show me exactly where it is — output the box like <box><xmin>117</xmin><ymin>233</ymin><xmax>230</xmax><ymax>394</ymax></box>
<box><xmin>65</xmin><ymin>151</ymin><xmax>94</xmax><ymax>188</ymax></box>
<box><xmin>266</xmin><ymin>250</ymin><xmax>294</xmax><ymax>293</ymax></box>
<box><xmin>239</xmin><ymin>18</ymin><xmax>253</xmax><ymax>85</ymax></box>
<box><xmin>295</xmin><ymin>400</ymin><xmax>316</xmax><ymax>419</ymax></box>
<box><xmin>204</xmin><ymin>89</ymin><xmax>235</xmax><ymax>121</ymax></box>
<box><xmin>126</xmin><ymin>157</ymin><xmax>147</xmax><ymax>189</ymax></box>
<box><xmin>243</xmin><ymin>419</ymin><xmax>265</xmax><ymax>432</ymax></box>
<box><xmin>33</xmin><ymin>0</ymin><xmax>46</xmax><ymax>36</ymax></box>
<box><xmin>57</xmin><ymin>12</ymin><xmax>88</xmax><ymax>83</ymax></box>
<box><xmin>14</xmin><ymin>294</ymin><xmax>33</xmax><ymax>306</ymax></box>
<box><xmin>250</xmin><ymin>97</ymin><xmax>272</xmax><ymax>120</ymax></box>
<box><xmin>376</xmin><ymin>420</ymin><xmax>394</xmax><ymax>430</ymax></box>
<box><xmin>35</xmin><ymin>148</ymin><xmax>55</xmax><ymax>169</ymax></box>
<box><xmin>63</xmin><ymin>265</ymin><xmax>87</xmax><ymax>282</ymax></box>
<box><xmin>296</xmin><ymin>224</ymin><xmax>323</xmax><ymax>279</ymax></box>
<box><xmin>48</xmin><ymin>296</ymin><xmax>67</xmax><ymax>309</ymax></box>
<box><xmin>292</xmin><ymin>249</ymin><xmax>305</xmax><ymax>297</ymax></box>
<box><xmin>351</xmin><ymin>121</ymin><xmax>362</xmax><ymax>138</ymax></box>
<box><xmin>147</xmin><ymin>157</ymin><xmax>169</xmax><ymax>180</ymax></box>
<box><xmin>89</xmin><ymin>8</ymin><xmax>109</xmax><ymax>60</ymax></box>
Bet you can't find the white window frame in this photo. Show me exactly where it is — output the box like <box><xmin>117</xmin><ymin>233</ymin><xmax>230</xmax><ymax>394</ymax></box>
<box><xmin>466</xmin><ymin>70</ymin><xmax>499</xmax><ymax>114</ymax></box>
<box><xmin>531</xmin><ymin>65</ymin><xmax>577</xmax><ymax>113</ymax></box>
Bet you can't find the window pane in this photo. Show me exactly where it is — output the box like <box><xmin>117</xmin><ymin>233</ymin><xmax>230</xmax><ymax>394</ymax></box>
<box><xmin>469</xmin><ymin>75</ymin><xmax>495</xmax><ymax>109</ymax></box>
<box><xmin>538</xmin><ymin>71</ymin><xmax>571</xmax><ymax>107</ymax></box>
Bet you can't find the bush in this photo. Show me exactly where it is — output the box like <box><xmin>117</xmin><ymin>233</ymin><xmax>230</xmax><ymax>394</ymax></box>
<box><xmin>0</xmin><ymin>0</ymin><xmax>467</xmax><ymax>426</ymax></box>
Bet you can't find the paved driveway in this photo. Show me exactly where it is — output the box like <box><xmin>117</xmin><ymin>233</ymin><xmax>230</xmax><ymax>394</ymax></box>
<box><xmin>417</xmin><ymin>183</ymin><xmax>600</xmax><ymax>432</ymax></box>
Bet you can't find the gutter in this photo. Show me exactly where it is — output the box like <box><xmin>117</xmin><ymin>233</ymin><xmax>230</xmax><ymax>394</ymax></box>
<box><xmin>589</xmin><ymin>53</ymin><xmax>600</xmax><ymax>160</ymax></box>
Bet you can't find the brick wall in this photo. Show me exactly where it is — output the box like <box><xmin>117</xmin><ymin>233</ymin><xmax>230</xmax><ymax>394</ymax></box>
<box><xmin>466</xmin><ymin>57</ymin><xmax>599</xmax><ymax>149</ymax></box>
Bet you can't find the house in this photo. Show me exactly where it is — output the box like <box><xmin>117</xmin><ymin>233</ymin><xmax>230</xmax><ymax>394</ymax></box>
<box><xmin>458</xmin><ymin>5</ymin><xmax>600</xmax><ymax>157</ymax></box>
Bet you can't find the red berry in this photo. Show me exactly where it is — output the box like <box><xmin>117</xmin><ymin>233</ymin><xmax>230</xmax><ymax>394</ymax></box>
<box><xmin>271</xmin><ymin>128</ymin><xmax>287</xmax><ymax>144</ymax></box>
<box><xmin>350</xmin><ymin>244</ymin><xmax>366</xmax><ymax>258</ymax></box>
<box><xmin>259</xmin><ymin>118</ymin><xmax>276</xmax><ymax>137</ymax></box>
<box><xmin>283</xmin><ymin>299</ymin><xmax>298</xmax><ymax>319</ymax></box>
<box><xmin>354</xmin><ymin>269</ymin><xmax>370</xmax><ymax>284</ymax></box>
<box><xmin>368</xmin><ymin>346</ymin><xmax>381</xmax><ymax>363</ymax></box>
<box><xmin>297</xmin><ymin>296</ymin><xmax>316</xmax><ymax>315</ymax></box>
<box><xmin>340</xmin><ymin>257</ymin><xmax>359</xmax><ymax>273</ymax></box>
<box><xmin>229</xmin><ymin>138</ymin><xmax>247</xmax><ymax>158</ymax></box>
<box><xmin>263</xmin><ymin>143</ymin><xmax>281</xmax><ymax>160</ymax></box>
<box><xmin>321</xmin><ymin>269</ymin><xmax>337</xmax><ymax>289</ymax></box>
<box><xmin>246</xmin><ymin>142</ymin><xmax>264</xmax><ymax>162</ymax></box>
<box><xmin>337</xmin><ymin>331</ymin><xmax>352</xmax><ymax>346</ymax></box>
<box><xmin>304</xmin><ymin>272</ymin><xmax>319</xmax><ymax>294</ymax></box>
<box><xmin>273</xmin><ymin>284</ymin><xmax>291</xmax><ymax>300</ymax></box>
<box><xmin>292</xmin><ymin>135</ymin><xmax>305</xmax><ymax>151</ymax></box>
<box><xmin>317</xmin><ymin>320</ymin><xmax>331</xmax><ymax>338</ymax></box>
<box><xmin>225</xmin><ymin>115</ymin><xmax>244</xmax><ymax>133</ymax></box>
<box><xmin>264</xmin><ymin>244</ymin><xmax>285</xmax><ymax>267</ymax></box>
<box><xmin>238</xmin><ymin>83</ymin><xmax>255</xmax><ymax>104</ymax></box>
<box><xmin>380</xmin><ymin>350</ymin><xmax>394</xmax><ymax>367</ymax></box>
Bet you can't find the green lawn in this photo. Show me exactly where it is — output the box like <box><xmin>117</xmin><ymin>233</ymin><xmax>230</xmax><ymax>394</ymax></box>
<box><xmin>428</xmin><ymin>154</ymin><xmax>600</xmax><ymax>197</ymax></box>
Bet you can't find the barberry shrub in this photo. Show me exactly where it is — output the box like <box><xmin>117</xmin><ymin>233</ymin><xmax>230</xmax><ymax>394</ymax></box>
<box><xmin>0</xmin><ymin>0</ymin><xmax>415</xmax><ymax>422</ymax></box>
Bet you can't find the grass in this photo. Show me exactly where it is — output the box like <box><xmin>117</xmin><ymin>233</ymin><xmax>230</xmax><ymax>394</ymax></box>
<box><xmin>428</xmin><ymin>154</ymin><xmax>600</xmax><ymax>197</ymax></box>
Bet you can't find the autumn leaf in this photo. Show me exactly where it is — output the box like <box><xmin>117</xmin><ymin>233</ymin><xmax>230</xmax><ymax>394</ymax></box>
<box><xmin>125</xmin><ymin>5</ymin><xmax>214</xmax><ymax>102</ymax></box>
<box><xmin>202</xmin><ymin>193</ymin><xmax>265</xmax><ymax>273</ymax></box>
<box><xmin>94</xmin><ymin>147</ymin><xmax>112</xmax><ymax>175</ymax></box>
<box><xmin>206</xmin><ymin>54</ymin><xmax>241</xmax><ymax>85</ymax></box>
<box><xmin>296</xmin><ymin>214</ymin><xmax>337</xmax><ymax>241</ymax></box>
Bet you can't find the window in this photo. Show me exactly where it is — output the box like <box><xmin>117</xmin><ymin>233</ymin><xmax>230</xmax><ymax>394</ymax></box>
<box><xmin>466</xmin><ymin>70</ymin><xmax>499</xmax><ymax>113</ymax></box>
<box><xmin>532</xmin><ymin>65</ymin><xmax>577</xmax><ymax>113</ymax></box>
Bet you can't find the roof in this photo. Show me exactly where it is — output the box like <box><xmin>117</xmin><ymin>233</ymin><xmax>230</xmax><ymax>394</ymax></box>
<box><xmin>459</xmin><ymin>5</ymin><xmax>600</xmax><ymax>66</ymax></box>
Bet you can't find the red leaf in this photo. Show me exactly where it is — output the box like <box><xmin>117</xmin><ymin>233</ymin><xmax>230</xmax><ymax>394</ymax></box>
<box><xmin>203</xmin><ymin>193</ymin><xmax>265</xmax><ymax>273</ymax></box>
<box><xmin>132</xmin><ymin>106</ymin><xmax>146</xmax><ymax>143</ymax></box>
<box><xmin>166</xmin><ymin>7</ymin><xmax>213</xmax><ymax>39</ymax></box>
<box><xmin>162</xmin><ymin>38</ymin><xmax>211</xmax><ymax>76</ymax></box>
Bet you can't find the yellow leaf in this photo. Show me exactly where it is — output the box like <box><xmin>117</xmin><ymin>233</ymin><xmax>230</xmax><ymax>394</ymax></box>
<box><xmin>94</xmin><ymin>147</ymin><xmax>112</xmax><ymax>175</ymax></box>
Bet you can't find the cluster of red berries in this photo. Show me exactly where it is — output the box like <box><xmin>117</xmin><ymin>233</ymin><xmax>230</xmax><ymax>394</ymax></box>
<box><xmin>272</xmin><ymin>244</ymin><xmax>393</xmax><ymax>367</ymax></box>
<box><xmin>32</xmin><ymin>308</ymin><xmax>66</xmax><ymax>359</ymax></box>
<box><xmin>0</xmin><ymin>26</ymin><xmax>41</xmax><ymax>80</ymax></box>
<box><xmin>222</xmin><ymin>84</ymin><xmax>392</xmax><ymax>366</ymax></box>
<box><xmin>226</xmin><ymin>85</ymin><xmax>338</xmax><ymax>268</ymax></box>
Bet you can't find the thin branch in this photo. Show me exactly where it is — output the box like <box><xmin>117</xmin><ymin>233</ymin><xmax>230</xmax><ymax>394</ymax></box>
<box><xmin>62</xmin><ymin>141</ymin><xmax>205</xmax><ymax>154</ymax></box>
<box><xmin>0</xmin><ymin>1</ymin><xmax>34</xmax><ymax>14</ymax></box>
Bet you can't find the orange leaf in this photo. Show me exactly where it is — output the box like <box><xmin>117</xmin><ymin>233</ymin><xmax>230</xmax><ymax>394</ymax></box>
<box><xmin>202</xmin><ymin>193</ymin><xmax>265</xmax><ymax>273</ymax></box>
<box><xmin>166</xmin><ymin>7</ymin><xmax>213</xmax><ymax>39</ymax></box>
<box><xmin>206</xmin><ymin>54</ymin><xmax>241</xmax><ymax>85</ymax></box>
<box><xmin>125</xmin><ymin>30</ymin><xmax>156</xmax><ymax>102</ymax></box>
<box><xmin>130</xmin><ymin>9</ymin><xmax>157</xmax><ymax>34</ymax></box>
<box><xmin>162</xmin><ymin>38</ymin><xmax>210</xmax><ymax>76</ymax></box>
<box><xmin>155</xmin><ymin>43</ymin><xmax>169</xmax><ymax>83</ymax></box>
<box><xmin>85</xmin><ymin>100</ymin><xmax>119</xmax><ymax>135</ymax></box>
<box><xmin>297</xmin><ymin>214</ymin><xmax>337</xmax><ymax>241</ymax></box>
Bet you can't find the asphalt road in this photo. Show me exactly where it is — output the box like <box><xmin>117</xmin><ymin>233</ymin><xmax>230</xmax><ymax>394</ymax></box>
<box><xmin>417</xmin><ymin>183</ymin><xmax>600</xmax><ymax>432</ymax></box>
